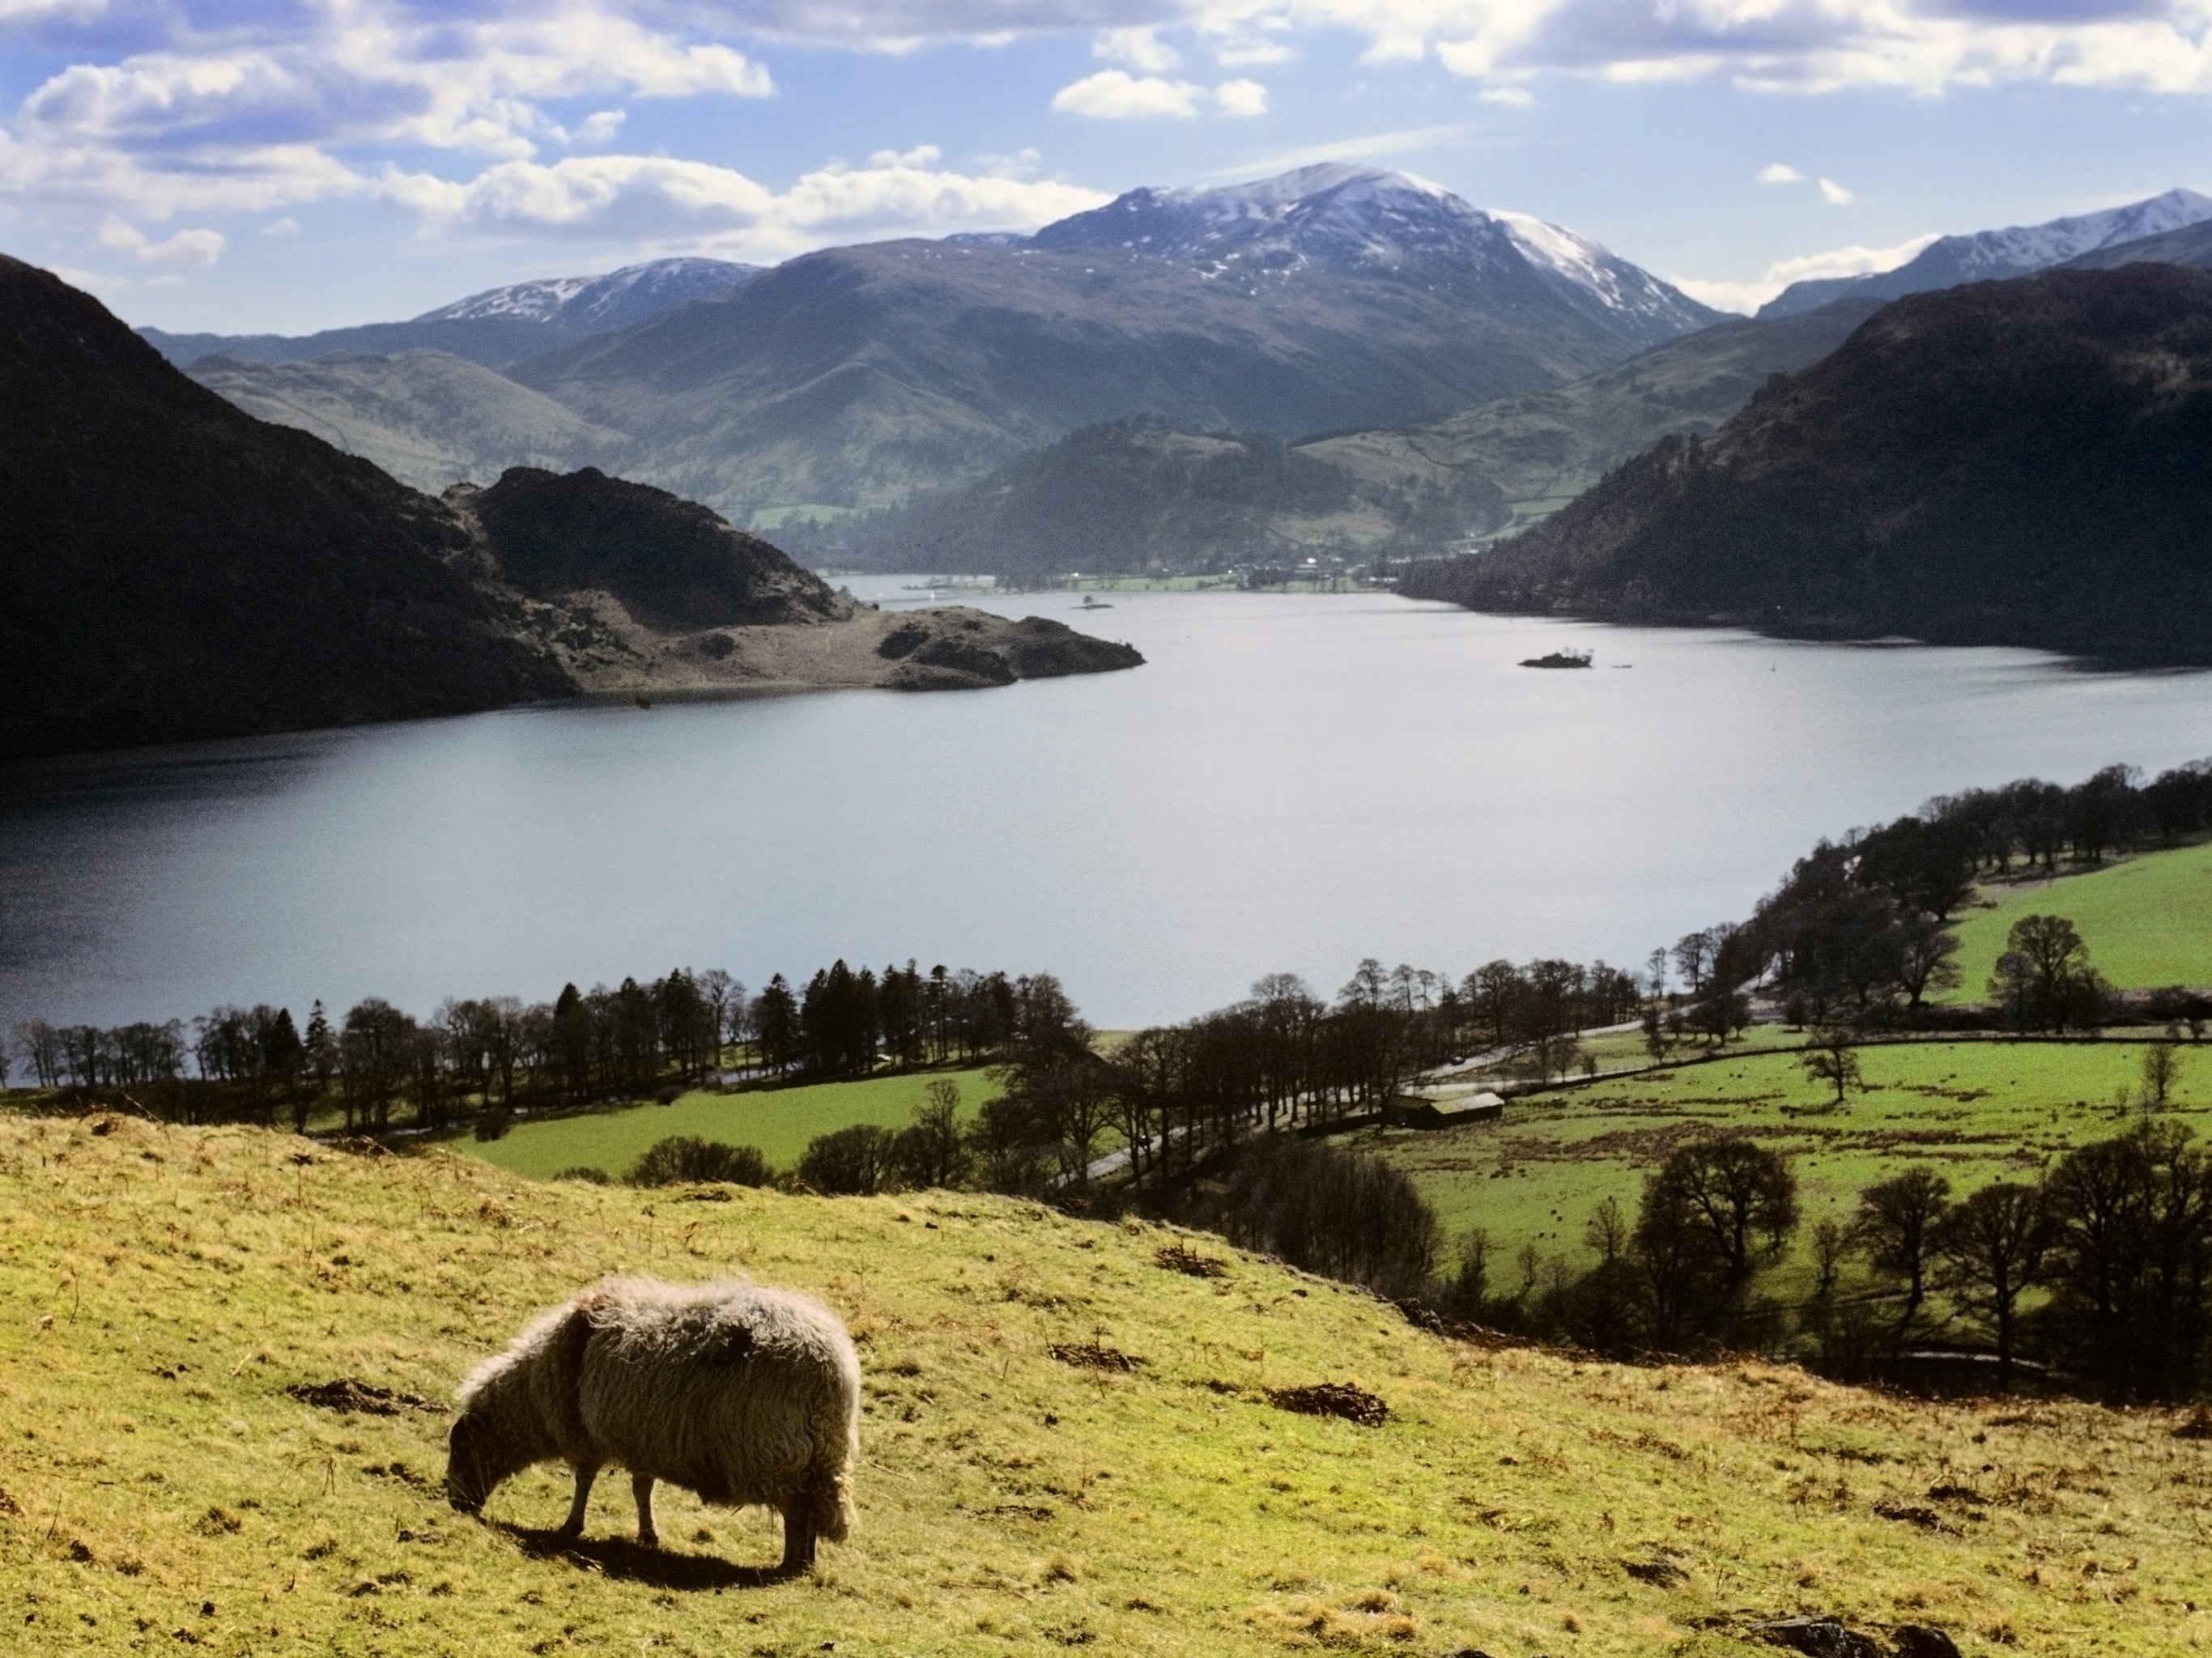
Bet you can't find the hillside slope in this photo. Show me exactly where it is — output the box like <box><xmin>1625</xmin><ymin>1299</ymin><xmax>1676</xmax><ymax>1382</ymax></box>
<box><xmin>186</xmin><ymin>350</ymin><xmax>630</xmax><ymax>494</ymax></box>
<box><xmin>1402</xmin><ymin>266</ymin><xmax>2212</xmax><ymax>663</ymax></box>
<box><xmin>815</xmin><ymin>418</ymin><xmax>1508</xmax><ymax>576</ymax></box>
<box><xmin>0</xmin><ymin>257</ymin><xmax>570</xmax><ymax>762</ymax></box>
<box><xmin>2</xmin><ymin>1112</ymin><xmax>2201</xmax><ymax>1655</ymax></box>
<box><xmin>1300</xmin><ymin>296</ymin><xmax>1883</xmax><ymax>534</ymax></box>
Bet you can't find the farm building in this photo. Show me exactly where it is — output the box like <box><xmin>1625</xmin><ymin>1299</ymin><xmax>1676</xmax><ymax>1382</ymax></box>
<box><xmin>1387</xmin><ymin>1086</ymin><xmax>1505</xmax><ymax>1129</ymax></box>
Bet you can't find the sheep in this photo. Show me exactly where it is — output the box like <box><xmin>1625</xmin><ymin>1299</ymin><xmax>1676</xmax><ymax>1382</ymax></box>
<box><xmin>445</xmin><ymin>1276</ymin><xmax>859</xmax><ymax>1573</ymax></box>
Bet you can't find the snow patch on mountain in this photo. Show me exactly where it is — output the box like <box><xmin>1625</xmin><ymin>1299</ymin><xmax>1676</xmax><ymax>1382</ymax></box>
<box><xmin>417</xmin><ymin>258</ymin><xmax>758</xmax><ymax>330</ymax></box>
<box><xmin>1759</xmin><ymin>188</ymin><xmax>2212</xmax><ymax>318</ymax></box>
<box><xmin>1032</xmin><ymin>164</ymin><xmax>1715</xmax><ymax>348</ymax></box>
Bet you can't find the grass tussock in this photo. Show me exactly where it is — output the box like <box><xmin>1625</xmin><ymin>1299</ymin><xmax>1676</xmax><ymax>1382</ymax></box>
<box><xmin>1</xmin><ymin>1112</ymin><xmax>2209</xmax><ymax>1654</ymax></box>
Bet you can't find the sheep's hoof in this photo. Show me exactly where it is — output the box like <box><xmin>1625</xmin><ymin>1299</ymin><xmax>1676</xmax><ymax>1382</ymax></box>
<box><xmin>553</xmin><ymin>1523</ymin><xmax>581</xmax><ymax>1545</ymax></box>
<box><xmin>636</xmin><ymin>1531</ymin><xmax>659</xmax><ymax>1551</ymax></box>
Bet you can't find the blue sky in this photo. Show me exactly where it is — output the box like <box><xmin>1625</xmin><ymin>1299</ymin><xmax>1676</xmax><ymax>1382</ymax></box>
<box><xmin>2</xmin><ymin>0</ymin><xmax>2207</xmax><ymax>332</ymax></box>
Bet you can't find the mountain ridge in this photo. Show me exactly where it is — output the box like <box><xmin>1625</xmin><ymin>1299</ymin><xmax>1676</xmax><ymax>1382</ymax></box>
<box><xmin>1758</xmin><ymin>187</ymin><xmax>2212</xmax><ymax>318</ymax></box>
<box><xmin>139</xmin><ymin>257</ymin><xmax>759</xmax><ymax>370</ymax></box>
<box><xmin>1403</xmin><ymin>264</ymin><xmax>2212</xmax><ymax>665</ymax></box>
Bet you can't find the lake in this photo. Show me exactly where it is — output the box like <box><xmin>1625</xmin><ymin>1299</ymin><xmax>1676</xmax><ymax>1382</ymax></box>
<box><xmin>4</xmin><ymin>582</ymin><xmax>2210</xmax><ymax>1034</ymax></box>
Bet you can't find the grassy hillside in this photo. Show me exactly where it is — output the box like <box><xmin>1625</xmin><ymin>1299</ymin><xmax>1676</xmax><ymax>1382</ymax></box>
<box><xmin>1944</xmin><ymin>841</ymin><xmax>2212</xmax><ymax>1003</ymax></box>
<box><xmin>1371</xmin><ymin>1038</ymin><xmax>2203</xmax><ymax>1283</ymax></box>
<box><xmin>463</xmin><ymin>1067</ymin><xmax>1000</xmax><ymax>1180</ymax></box>
<box><xmin>8</xmin><ymin>1112</ymin><xmax>2209</xmax><ymax>1654</ymax></box>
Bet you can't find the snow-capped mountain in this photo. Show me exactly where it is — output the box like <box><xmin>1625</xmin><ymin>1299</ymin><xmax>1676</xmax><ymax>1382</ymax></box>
<box><xmin>1759</xmin><ymin>188</ymin><xmax>2212</xmax><ymax>319</ymax></box>
<box><xmin>418</xmin><ymin>258</ymin><xmax>758</xmax><ymax>333</ymax></box>
<box><xmin>141</xmin><ymin>258</ymin><xmax>759</xmax><ymax>372</ymax></box>
<box><xmin>1032</xmin><ymin>164</ymin><xmax>1718</xmax><ymax>351</ymax></box>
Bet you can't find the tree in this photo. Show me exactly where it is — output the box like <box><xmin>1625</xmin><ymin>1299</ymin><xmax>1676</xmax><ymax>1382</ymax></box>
<box><xmin>1640</xmin><ymin>1136</ymin><xmax>1799</xmax><ymax>1285</ymax></box>
<box><xmin>1852</xmin><ymin>1167</ymin><xmax>1952</xmax><ymax>1336</ymax></box>
<box><xmin>1932</xmin><ymin>1181</ymin><xmax>2049</xmax><ymax>1383</ymax></box>
<box><xmin>2040</xmin><ymin>1124</ymin><xmax>2212</xmax><ymax>1400</ymax></box>
<box><xmin>2143</xmin><ymin>1039</ymin><xmax>2184</xmax><ymax>1110</ymax></box>
<box><xmin>752</xmin><ymin>975</ymin><xmax>799</xmax><ymax>1075</ymax></box>
<box><xmin>1893</xmin><ymin>916</ymin><xmax>1962</xmax><ymax>1009</ymax></box>
<box><xmin>896</xmin><ymin>1078</ymin><xmax>968</xmax><ymax>1188</ymax></box>
<box><xmin>1798</xmin><ymin>1024</ymin><xmax>1862</xmax><ymax>1107</ymax></box>
<box><xmin>1990</xmin><ymin>914</ymin><xmax>2104</xmax><ymax>1032</ymax></box>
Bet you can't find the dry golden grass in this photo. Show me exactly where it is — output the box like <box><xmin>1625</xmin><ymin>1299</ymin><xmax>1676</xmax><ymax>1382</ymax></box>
<box><xmin>2</xmin><ymin>1112</ymin><xmax>2208</xmax><ymax>1655</ymax></box>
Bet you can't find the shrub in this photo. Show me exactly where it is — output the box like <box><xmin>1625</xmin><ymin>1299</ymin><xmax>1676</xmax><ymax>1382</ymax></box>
<box><xmin>796</xmin><ymin>1123</ymin><xmax>900</xmax><ymax>1196</ymax></box>
<box><xmin>553</xmin><ymin>1165</ymin><xmax>610</xmax><ymax>1184</ymax></box>
<box><xmin>625</xmin><ymin>1135</ymin><xmax>772</xmax><ymax>1188</ymax></box>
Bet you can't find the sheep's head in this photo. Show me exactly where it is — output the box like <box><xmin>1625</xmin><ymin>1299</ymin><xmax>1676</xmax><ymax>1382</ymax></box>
<box><xmin>445</xmin><ymin>1409</ymin><xmax>497</xmax><ymax>1514</ymax></box>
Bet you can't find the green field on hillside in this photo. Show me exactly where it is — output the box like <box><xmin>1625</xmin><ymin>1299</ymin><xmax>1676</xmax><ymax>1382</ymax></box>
<box><xmin>5</xmin><ymin>1112</ymin><xmax>2209</xmax><ymax>1655</ymax></box>
<box><xmin>462</xmin><ymin>1067</ymin><xmax>1000</xmax><ymax>1182</ymax></box>
<box><xmin>1942</xmin><ymin>840</ymin><xmax>2212</xmax><ymax>1001</ymax></box>
<box><xmin>1369</xmin><ymin>1037</ymin><xmax>2207</xmax><ymax>1285</ymax></box>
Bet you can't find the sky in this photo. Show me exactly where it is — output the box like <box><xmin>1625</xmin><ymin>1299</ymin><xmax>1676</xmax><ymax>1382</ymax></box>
<box><xmin>2</xmin><ymin>0</ymin><xmax>2210</xmax><ymax>333</ymax></box>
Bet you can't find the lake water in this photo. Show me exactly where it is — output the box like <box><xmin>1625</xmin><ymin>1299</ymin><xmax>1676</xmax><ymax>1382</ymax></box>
<box><xmin>4</xmin><ymin>581</ymin><xmax>2211</xmax><ymax>1033</ymax></box>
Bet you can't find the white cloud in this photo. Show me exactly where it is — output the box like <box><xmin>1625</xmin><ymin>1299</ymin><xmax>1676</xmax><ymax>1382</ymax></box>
<box><xmin>1671</xmin><ymin>229</ymin><xmax>1941</xmax><ymax>312</ymax></box>
<box><xmin>1193</xmin><ymin>120</ymin><xmax>1479</xmax><ymax>178</ymax></box>
<box><xmin>1094</xmin><ymin>26</ymin><xmax>1181</xmax><ymax>71</ymax></box>
<box><xmin>1050</xmin><ymin>69</ymin><xmax>1273</xmax><ymax>117</ymax></box>
<box><xmin>1051</xmin><ymin>70</ymin><xmax>1206</xmax><ymax>117</ymax></box>
<box><xmin>1214</xmin><ymin>76</ymin><xmax>1270</xmax><ymax>115</ymax></box>
<box><xmin>378</xmin><ymin>151</ymin><xmax>1111</xmax><ymax>262</ymax></box>
<box><xmin>98</xmin><ymin>212</ymin><xmax>224</xmax><ymax>266</ymax></box>
<box><xmin>1479</xmin><ymin>85</ymin><xmax>1534</xmax><ymax>104</ymax></box>
<box><xmin>574</xmin><ymin>109</ymin><xmax>626</xmax><ymax>146</ymax></box>
<box><xmin>1758</xmin><ymin>162</ymin><xmax>1804</xmax><ymax>184</ymax></box>
<box><xmin>1819</xmin><ymin>176</ymin><xmax>1854</xmax><ymax>204</ymax></box>
<box><xmin>261</xmin><ymin>215</ymin><xmax>298</xmax><ymax>236</ymax></box>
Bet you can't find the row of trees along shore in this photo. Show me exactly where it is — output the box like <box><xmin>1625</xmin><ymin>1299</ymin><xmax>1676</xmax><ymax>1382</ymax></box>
<box><xmin>6</xmin><ymin>757</ymin><xmax>2211</xmax><ymax>1139</ymax></box>
<box><xmin>2</xmin><ymin>963</ymin><xmax>1067</xmax><ymax>1132</ymax></box>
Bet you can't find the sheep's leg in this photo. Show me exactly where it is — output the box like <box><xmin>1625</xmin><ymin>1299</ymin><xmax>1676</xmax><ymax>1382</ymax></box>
<box><xmin>632</xmin><ymin>1473</ymin><xmax>658</xmax><ymax>1550</ymax></box>
<box><xmin>556</xmin><ymin>1463</ymin><xmax>599</xmax><ymax>1542</ymax></box>
<box><xmin>778</xmin><ymin>1502</ymin><xmax>815</xmax><ymax>1575</ymax></box>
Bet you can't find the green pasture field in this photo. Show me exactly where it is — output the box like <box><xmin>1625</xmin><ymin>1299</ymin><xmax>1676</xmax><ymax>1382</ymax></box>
<box><xmin>1942</xmin><ymin>840</ymin><xmax>2212</xmax><ymax>1001</ymax></box>
<box><xmin>460</xmin><ymin>1066</ymin><xmax>1000</xmax><ymax>1182</ymax></box>
<box><xmin>1368</xmin><ymin>1037</ymin><xmax>2209</xmax><ymax>1288</ymax></box>
<box><xmin>6</xmin><ymin>1110</ymin><xmax>2210</xmax><ymax>1655</ymax></box>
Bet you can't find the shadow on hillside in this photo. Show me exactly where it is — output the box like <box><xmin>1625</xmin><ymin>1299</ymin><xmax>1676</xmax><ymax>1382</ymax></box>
<box><xmin>496</xmin><ymin>1523</ymin><xmax>789</xmax><ymax>1589</ymax></box>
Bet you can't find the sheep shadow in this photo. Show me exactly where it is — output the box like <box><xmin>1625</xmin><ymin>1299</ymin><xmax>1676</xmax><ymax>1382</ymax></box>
<box><xmin>496</xmin><ymin>1523</ymin><xmax>792</xmax><ymax>1590</ymax></box>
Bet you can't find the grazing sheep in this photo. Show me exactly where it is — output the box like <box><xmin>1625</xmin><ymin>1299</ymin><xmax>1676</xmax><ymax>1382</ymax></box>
<box><xmin>445</xmin><ymin>1277</ymin><xmax>859</xmax><ymax>1572</ymax></box>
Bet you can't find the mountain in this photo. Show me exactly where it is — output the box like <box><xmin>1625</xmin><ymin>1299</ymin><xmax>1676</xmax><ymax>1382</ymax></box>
<box><xmin>506</xmin><ymin>166</ymin><xmax>1720</xmax><ymax>521</ymax></box>
<box><xmin>0</xmin><ymin>255</ymin><xmax>568</xmax><ymax>762</ymax></box>
<box><xmin>805</xmin><ymin>417</ymin><xmax>1508</xmax><ymax>577</ymax></box>
<box><xmin>1032</xmin><ymin>164</ymin><xmax>1715</xmax><ymax>352</ymax></box>
<box><xmin>2063</xmin><ymin>216</ymin><xmax>2212</xmax><ymax>273</ymax></box>
<box><xmin>819</xmin><ymin>296</ymin><xmax>1881</xmax><ymax>576</ymax></box>
<box><xmin>1758</xmin><ymin>188</ymin><xmax>2212</xmax><ymax>319</ymax></box>
<box><xmin>416</xmin><ymin>257</ymin><xmax>756</xmax><ymax>334</ymax></box>
<box><xmin>0</xmin><ymin>257</ymin><xmax>1140</xmax><ymax>759</ymax></box>
<box><xmin>185</xmin><ymin>350</ymin><xmax>630</xmax><ymax>494</ymax></box>
<box><xmin>1402</xmin><ymin>265</ymin><xmax>2212</xmax><ymax>665</ymax></box>
<box><xmin>138</xmin><ymin>257</ymin><xmax>759</xmax><ymax>370</ymax></box>
<box><xmin>1299</xmin><ymin>295</ymin><xmax>1886</xmax><ymax>534</ymax></box>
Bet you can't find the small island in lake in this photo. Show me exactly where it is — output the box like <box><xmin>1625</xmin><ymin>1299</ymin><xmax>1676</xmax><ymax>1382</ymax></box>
<box><xmin>1519</xmin><ymin>648</ymin><xmax>1594</xmax><ymax>669</ymax></box>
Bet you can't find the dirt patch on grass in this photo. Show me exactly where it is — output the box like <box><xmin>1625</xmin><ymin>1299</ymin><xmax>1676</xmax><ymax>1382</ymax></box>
<box><xmin>1048</xmin><ymin>1341</ymin><xmax>1143</xmax><ymax>1374</ymax></box>
<box><xmin>1155</xmin><ymin>1242</ymin><xmax>1227</xmax><ymax>1278</ymax></box>
<box><xmin>1266</xmin><ymin>1382</ymin><xmax>1389</xmax><ymax>1426</ymax></box>
<box><xmin>287</xmin><ymin>1379</ymin><xmax>435</xmax><ymax>1416</ymax></box>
